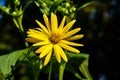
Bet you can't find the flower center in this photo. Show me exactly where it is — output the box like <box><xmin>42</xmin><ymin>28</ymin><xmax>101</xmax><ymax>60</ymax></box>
<box><xmin>49</xmin><ymin>34</ymin><xmax>61</xmax><ymax>44</ymax></box>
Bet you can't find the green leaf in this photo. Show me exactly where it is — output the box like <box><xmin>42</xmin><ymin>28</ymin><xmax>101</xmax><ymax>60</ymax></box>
<box><xmin>65</xmin><ymin>52</ymin><xmax>92</xmax><ymax>79</ymax></box>
<box><xmin>0</xmin><ymin>6</ymin><xmax>10</xmax><ymax>14</ymax></box>
<box><xmin>67</xmin><ymin>52</ymin><xmax>89</xmax><ymax>67</ymax></box>
<box><xmin>0</xmin><ymin>48</ymin><xmax>28</xmax><ymax>76</ymax></box>
<box><xmin>65</xmin><ymin>62</ymin><xmax>82</xmax><ymax>79</ymax></box>
<box><xmin>78</xmin><ymin>1</ymin><xmax>97</xmax><ymax>11</ymax></box>
<box><xmin>79</xmin><ymin>57</ymin><xmax>93</xmax><ymax>80</ymax></box>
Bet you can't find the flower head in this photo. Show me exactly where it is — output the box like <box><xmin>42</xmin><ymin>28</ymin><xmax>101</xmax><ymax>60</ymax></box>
<box><xmin>26</xmin><ymin>13</ymin><xmax>84</xmax><ymax>66</ymax></box>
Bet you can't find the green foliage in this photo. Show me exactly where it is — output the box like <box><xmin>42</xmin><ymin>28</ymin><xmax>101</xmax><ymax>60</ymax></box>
<box><xmin>0</xmin><ymin>49</ymin><xmax>28</xmax><ymax>77</ymax></box>
<box><xmin>34</xmin><ymin>0</ymin><xmax>62</xmax><ymax>15</ymax></box>
<box><xmin>41</xmin><ymin>52</ymin><xmax>92</xmax><ymax>80</ymax></box>
<box><xmin>0</xmin><ymin>6</ymin><xmax>10</xmax><ymax>15</ymax></box>
<box><xmin>49</xmin><ymin>0</ymin><xmax>62</xmax><ymax>13</ymax></box>
<box><xmin>77</xmin><ymin>1</ymin><xmax>97</xmax><ymax>11</ymax></box>
<box><xmin>66</xmin><ymin>52</ymin><xmax>93</xmax><ymax>80</ymax></box>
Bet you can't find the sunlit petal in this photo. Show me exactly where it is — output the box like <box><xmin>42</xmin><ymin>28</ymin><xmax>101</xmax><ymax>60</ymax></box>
<box><xmin>40</xmin><ymin>44</ymin><xmax>53</xmax><ymax>58</ymax></box>
<box><xmin>44</xmin><ymin>50</ymin><xmax>52</xmax><ymax>66</ymax></box>
<box><xmin>61</xmin><ymin>20</ymin><xmax>76</xmax><ymax>34</ymax></box>
<box><xmin>35</xmin><ymin>28</ymin><xmax>43</xmax><ymax>32</ymax></box>
<box><xmin>35</xmin><ymin>46</ymin><xmax>46</xmax><ymax>53</ymax></box>
<box><xmin>35</xmin><ymin>44</ymin><xmax>52</xmax><ymax>53</ymax></box>
<box><xmin>57</xmin><ymin>45</ymin><xmax>68</xmax><ymax>62</ymax></box>
<box><xmin>27</xmin><ymin>34</ymin><xmax>48</xmax><ymax>41</ymax></box>
<box><xmin>54</xmin><ymin>44</ymin><xmax>61</xmax><ymax>63</ymax></box>
<box><xmin>43</xmin><ymin>14</ymin><xmax>51</xmax><ymax>33</ymax></box>
<box><xmin>51</xmin><ymin>13</ymin><xmax>58</xmax><ymax>33</ymax></box>
<box><xmin>60</xmin><ymin>40</ymin><xmax>84</xmax><ymax>46</ymax></box>
<box><xmin>27</xmin><ymin>29</ymin><xmax>41</xmax><ymax>34</ymax></box>
<box><xmin>58</xmin><ymin>16</ymin><xmax>66</xmax><ymax>33</ymax></box>
<box><xmin>62</xmin><ymin>28</ymin><xmax>81</xmax><ymax>39</ymax></box>
<box><xmin>58</xmin><ymin>42</ymin><xmax>80</xmax><ymax>53</ymax></box>
<box><xmin>27</xmin><ymin>29</ymin><xmax>48</xmax><ymax>38</ymax></box>
<box><xmin>67</xmin><ymin>34</ymin><xmax>84</xmax><ymax>41</ymax></box>
<box><xmin>35</xmin><ymin>20</ymin><xmax>50</xmax><ymax>35</ymax></box>
<box><xmin>33</xmin><ymin>40</ymin><xmax>51</xmax><ymax>46</ymax></box>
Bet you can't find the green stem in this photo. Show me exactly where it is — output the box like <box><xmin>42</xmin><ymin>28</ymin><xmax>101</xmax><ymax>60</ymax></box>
<box><xmin>80</xmin><ymin>63</ymin><xmax>93</xmax><ymax>80</ymax></box>
<box><xmin>59</xmin><ymin>62</ymin><xmax>66</xmax><ymax>80</ymax></box>
<box><xmin>48</xmin><ymin>60</ymin><xmax>53</xmax><ymax>80</ymax></box>
<box><xmin>12</xmin><ymin>17</ymin><xmax>23</xmax><ymax>33</ymax></box>
<box><xmin>18</xmin><ymin>18</ymin><xmax>24</xmax><ymax>33</ymax></box>
<box><xmin>12</xmin><ymin>17</ymin><xmax>29</xmax><ymax>47</ymax></box>
<box><xmin>18</xmin><ymin>16</ymin><xmax>29</xmax><ymax>47</ymax></box>
<box><xmin>13</xmin><ymin>18</ymin><xmax>19</xmax><ymax>29</ymax></box>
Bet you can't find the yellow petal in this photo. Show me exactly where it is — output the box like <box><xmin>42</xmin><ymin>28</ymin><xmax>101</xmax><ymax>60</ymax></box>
<box><xmin>35</xmin><ymin>20</ymin><xmax>50</xmax><ymax>35</ymax></box>
<box><xmin>27</xmin><ymin>29</ymin><xmax>41</xmax><ymax>34</ymax></box>
<box><xmin>58</xmin><ymin>16</ymin><xmax>66</xmax><ymax>33</ymax></box>
<box><xmin>35</xmin><ymin>46</ymin><xmax>46</xmax><ymax>53</ymax></box>
<box><xmin>34</xmin><ymin>28</ymin><xmax>51</xmax><ymax>37</ymax></box>
<box><xmin>61</xmin><ymin>20</ymin><xmax>76</xmax><ymax>34</ymax></box>
<box><xmin>57</xmin><ymin>45</ymin><xmax>68</xmax><ymax>62</ymax></box>
<box><xmin>25</xmin><ymin>38</ymin><xmax>40</xmax><ymax>43</ymax></box>
<box><xmin>40</xmin><ymin>44</ymin><xmax>53</xmax><ymax>58</ymax></box>
<box><xmin>51</xmin><ymin>13</ymin><xmax>58</xmax><ymax>33</ymax></box>
<box><xmin>35</xmin><ymin>28</ymin><xmax>43</xmax><ymax>31</ymax></box>
<box><xmin>58</xmin><ymin>42</ymin><xmax>80</xmax><ymax>53</ymax></box>
<box><xmin>67</xmin><ymin>34</ymin><xmax>84</xmax><ymax>41</ymax></box>
<box><xmin>43</xmin><ymin>14</ymin><xmax>51</xmax><ymax>33</ymax></box>
<box><xmin>54</xmin><ymin>44</ymin><xmax>61</xmax><ymax>63</ymax></box>
<box><xmin>62</xmin><ymin>28</ymin><xmax>81</xmax><ymax>39</ymax></box>
<box><xmin>35</xmin><ymin>44</ymin><xmax>52</xmax><ymax>53</ymax></box>
<box><xmin>44</xmin><ymin>50</ymin><xmax>52</xmax><ymax>66</ymax></box>
<box><xmin>33</xmin><ymin>40</ymin><xmax>51</xmax><ymax>46</ymax></box>
<box><xmin>27</xmin><ymin>34</ymin><xmax>48</xmax><ymax>41</ymax></box>
<box><xmin>60</xmin><ymin>40</ymin><xmax>84</xmax><ymax>46</ymax></box>
<box><xmin>27</xmin><ymin>29</ymin><xmax>48</xmax><ymax>38</ymax></box>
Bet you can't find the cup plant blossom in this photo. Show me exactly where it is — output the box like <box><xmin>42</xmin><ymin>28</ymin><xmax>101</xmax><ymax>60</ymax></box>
<box><xmin>26</xmin><ymin>12</ymin><xmax>84</xmax><ymax>66</ymax></box>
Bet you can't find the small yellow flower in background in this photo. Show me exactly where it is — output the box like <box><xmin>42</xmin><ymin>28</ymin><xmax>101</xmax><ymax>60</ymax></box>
<box><xmin>26</xmin><ymin>12</ymin><xmax>84</xmax><ymax>66</ymax></box>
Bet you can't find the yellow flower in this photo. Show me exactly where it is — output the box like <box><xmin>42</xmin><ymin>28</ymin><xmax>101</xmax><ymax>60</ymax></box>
<box><xmin>26</xmin><ymin>13</ymin><xmax>84</xmax><ymax>66</ymax></box>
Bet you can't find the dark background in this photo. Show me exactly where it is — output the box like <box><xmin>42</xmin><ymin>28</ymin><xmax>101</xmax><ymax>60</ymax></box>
<box><xmin>75</xmin><ymin>0</ymin><xmax>120</xmax><ymax>80</ymax></box>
